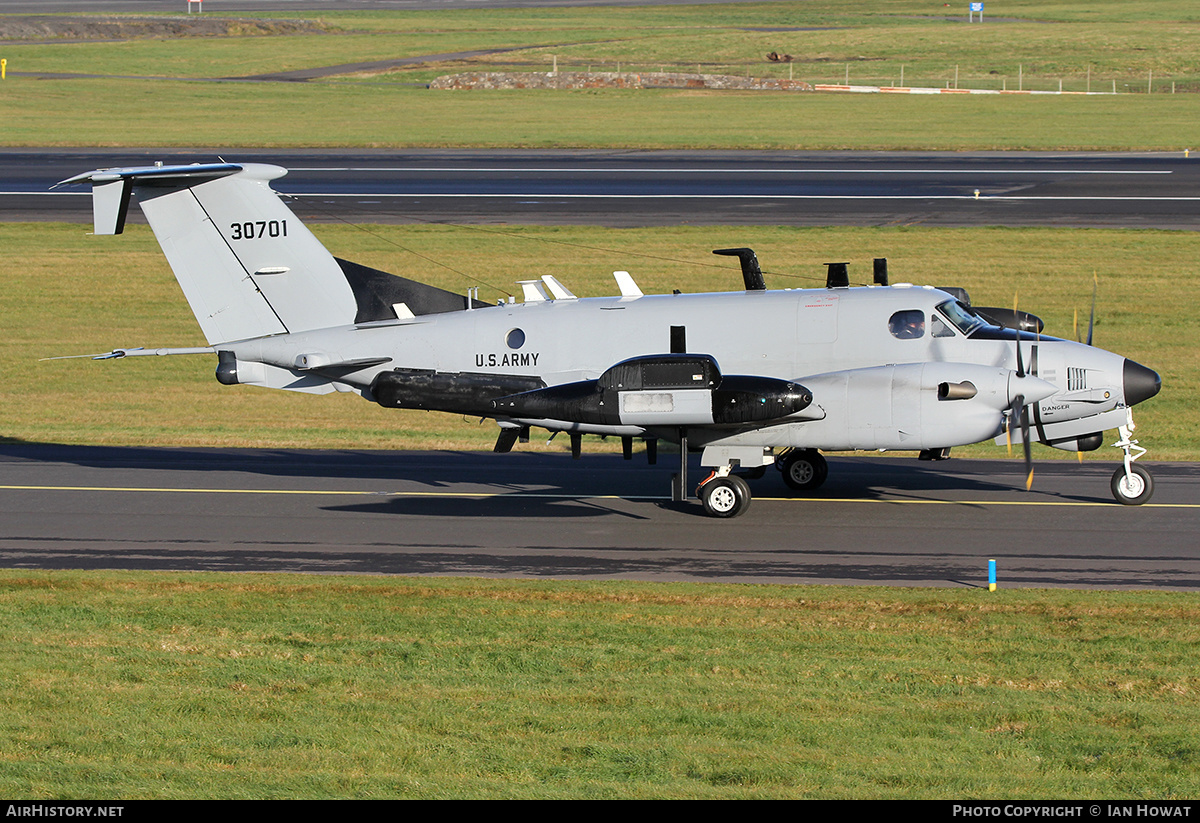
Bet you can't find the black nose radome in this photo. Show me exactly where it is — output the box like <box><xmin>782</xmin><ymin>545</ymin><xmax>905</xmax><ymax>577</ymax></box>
<box><xmin>1124</xmin><ymin>359</ymin><xmax>1161</xmax><ymax>407</ymax></box>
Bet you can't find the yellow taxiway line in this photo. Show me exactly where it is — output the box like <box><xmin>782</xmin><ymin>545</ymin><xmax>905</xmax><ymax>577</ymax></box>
<box><xmin>2</xmin><ymin>484</ymin><xmax>1197</xmax><ymax>508</ymax></box>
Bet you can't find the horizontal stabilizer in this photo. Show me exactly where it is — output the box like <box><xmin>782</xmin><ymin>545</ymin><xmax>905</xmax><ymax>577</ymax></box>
<box><xmin>40</xmin><ymin>346</ymin><xmax>215</xmax><ymax>362</ymax></box>
<box><xmin>57</xmin><ymin>163</ymin><xmax>242</xmax><ymax>236</ymax></box>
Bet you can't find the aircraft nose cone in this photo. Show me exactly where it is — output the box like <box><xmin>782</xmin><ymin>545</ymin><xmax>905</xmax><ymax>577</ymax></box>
<box><xmin>1124</xmin><ymin>359</ymin><xmax>1161</xmax><ymax>406</ymax></box>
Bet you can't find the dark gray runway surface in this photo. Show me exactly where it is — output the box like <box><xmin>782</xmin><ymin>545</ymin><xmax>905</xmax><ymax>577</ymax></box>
<box><xmin>4</xmin><ymin>149</ymin><xmax>1198</xmax><ymax>229</ymax></box>
<box><xmin>9</xmin><ymin>149</ymin><xmax>1200</xmax><ymax>230</ymax></box>
<box><xmin>2</xmin><ymin>444</ymin><xmax>1197</xmax><ymax>589</ymax></box>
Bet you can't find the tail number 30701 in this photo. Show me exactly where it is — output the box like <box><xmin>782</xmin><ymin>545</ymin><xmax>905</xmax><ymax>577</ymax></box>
<box><xmin>229</xmin><ymin>220</ymin><xmax>288</xmax><ymax>240</ymax></box>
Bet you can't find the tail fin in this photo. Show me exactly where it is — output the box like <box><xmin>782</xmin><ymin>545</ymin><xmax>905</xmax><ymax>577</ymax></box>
<box><xmin>59</xmin><ymin>162</ymin><xmax>357</xmax><ymax>346</ymax></box>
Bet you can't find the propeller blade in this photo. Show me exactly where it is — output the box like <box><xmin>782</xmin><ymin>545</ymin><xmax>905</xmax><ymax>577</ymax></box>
<box><xmin>1006</xmin><ymin>393</ymin><xmax>1034</xmax><ymax>490</ymax></box>
<box><xmin>1086</xmin><ymin>272</ymin><xmax>1097</xmax><ymax>346</ymax></box>
<box><xmin>1021</xmin><ymin>403</ymin><xmax>1034</xmax><ymax>491</ymax></box>
<box><xmin>1012</xmin><ymin>292</ymin><xmax>1025</xmax><ymax>378</ymax></box>
<box><xmin>1006</xmin><ymin>393</ymin><xmax>1023</xmax><ymax>456</ymax></box>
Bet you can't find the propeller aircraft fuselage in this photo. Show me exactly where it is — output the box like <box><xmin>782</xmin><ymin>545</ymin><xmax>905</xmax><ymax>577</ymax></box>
<box><xmin>56</xmin><ymin>162</ymin><xmax>1161</xmax><ymax>517</ymax></box>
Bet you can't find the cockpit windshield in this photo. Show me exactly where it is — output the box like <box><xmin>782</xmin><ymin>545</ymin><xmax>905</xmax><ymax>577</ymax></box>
<box><xmin>936</xmin><ymin>299</ymin><xmax>992</xmax><ymax>337</ymax></box>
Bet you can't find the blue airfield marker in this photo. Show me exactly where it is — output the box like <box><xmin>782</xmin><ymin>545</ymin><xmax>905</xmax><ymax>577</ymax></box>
<box><xmin>988</xmin><ymin>559</ymin><xmax>997</xmax><ymax>592</ymax></box>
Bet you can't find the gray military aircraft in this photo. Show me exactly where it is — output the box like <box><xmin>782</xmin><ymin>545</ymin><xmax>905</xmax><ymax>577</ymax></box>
<box><xmin>57</xmin><ymin>161</ymin><xmax>1161</xmax><ymax>517</ymax></box>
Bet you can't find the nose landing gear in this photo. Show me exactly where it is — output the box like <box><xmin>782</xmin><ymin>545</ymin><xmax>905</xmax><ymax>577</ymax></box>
<box><xmin>1111</xmin><ymin>411</ymin><xmax>1153</xmax><ymax>505</ymax></box>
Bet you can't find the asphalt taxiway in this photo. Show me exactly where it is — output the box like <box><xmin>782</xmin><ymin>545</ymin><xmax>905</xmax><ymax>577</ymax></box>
<box><xmin>3</xmin><ymin>445</ymin><xmax>1197</xmax><ymax>589</ymax></box>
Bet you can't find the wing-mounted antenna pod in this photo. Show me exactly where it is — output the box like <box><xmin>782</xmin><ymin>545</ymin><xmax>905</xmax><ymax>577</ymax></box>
<box><xmin>490</xmin><ymin>354</ymin><xmax>812</xmax><ymax>428</ymax></box>
<box><xmin>825</xmin><ymin>262</ymin><xmax>849</xmax><ymax>288</ymax></box>
<box><xmin>971</xmin><ymin>306</ymin><xmax>1044</xmax><ymax>334</ymax></box>
<box><xmin>712</xmin><ymin>248</ymin><xmax>765</xmax><ymax>291</ymax></box>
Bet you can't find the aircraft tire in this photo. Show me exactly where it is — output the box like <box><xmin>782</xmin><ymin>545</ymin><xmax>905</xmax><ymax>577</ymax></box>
<box><xmin>780</xmin><ymin>449</ymin><xmax>828</xmax><ymax>491</ymax></box>
<box><xmin>700</xmin><ymin>475</ymin><xmax>752</xmax><ymax>518</ymax></box>
<box><xmin>1110</xmin><ymin>464</ymin><xmax>1154</xmax><ymax>505</ymax></box>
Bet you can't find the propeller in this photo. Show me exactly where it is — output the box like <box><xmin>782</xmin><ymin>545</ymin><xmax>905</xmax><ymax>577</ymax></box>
<box><xmin>1013</xmin><ymin>292</ymin><xmax>1026</xmax><ymax>378</ymax></box>
<box><xmin>1087</xmin><ymin>272</ymin><xmax>1097</xmax><ymax>347</ymax></box>
<box><xmin>1075</xmin><ymin>273</ymin><xmax>1098</xmax><ymax>464</ymax></box>
<box><xmin>1007</xmin><ymin>290</ymin><xmax>1034</xmax><ymax>490</ymax></box>
<box><xmin>1074</xmin><ymin>272</ymin><xmax>1098</xmax><ymax>345</ymax></box>
<box><xmin>1006</xmin><ymin>394</ymin><xmax>1035</xmax><ymax>491</ymax></box>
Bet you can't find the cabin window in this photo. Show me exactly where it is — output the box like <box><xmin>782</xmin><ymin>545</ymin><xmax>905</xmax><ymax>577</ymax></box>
<box><xmin>888</xmin><ymin>310</ymin><xmax>925</xmax><ymax>340</ymax></box>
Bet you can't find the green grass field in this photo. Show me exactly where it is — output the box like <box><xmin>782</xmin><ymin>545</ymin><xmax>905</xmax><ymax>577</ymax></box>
<box><xmin>2</xmin><ymin>571</ymin><xmax>1198</xmax><ymax>799</ymax></box>
<box><xmin>2</xmin><ymin>2</ymin><xmax>1199</xmax><ymax>799</ymax></box>
<box><xmin>1</xmin><ymin>1</ymin><xmax>1198</xmax><ymax>150</ymax></box>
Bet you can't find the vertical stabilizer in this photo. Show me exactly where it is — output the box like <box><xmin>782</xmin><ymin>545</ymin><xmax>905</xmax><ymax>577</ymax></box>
<box><xmin>59</xmin><ymin>163</ymin><xmax>358</xmax><ymax>345</ymax></box>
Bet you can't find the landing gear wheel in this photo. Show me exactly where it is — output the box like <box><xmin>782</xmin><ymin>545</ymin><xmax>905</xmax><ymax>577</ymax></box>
<box><xmin>1111</xmin><ymin>464</ymin><xmax>1154</xmax><ymax>505</ymax></box>
<box><xmin>779</xmin><ymin>449</ymin><xmax>828</xmax><ymax>491</ymax></box>
<box><xmin>700</xmin><ymin>475</ymin><xmax>752</xmax><ymax>518</ymax></box>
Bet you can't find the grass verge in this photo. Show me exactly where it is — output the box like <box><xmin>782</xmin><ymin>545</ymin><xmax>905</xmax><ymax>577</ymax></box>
<box><xmin>4</xmin><ymin>79</ymin><xmax>1197</xmax><ymax>151</ymax></box>
<box><xmin>1</xmin><ymin>570</ymin><xmax>1198</xmax><ymax>799</ymax></box>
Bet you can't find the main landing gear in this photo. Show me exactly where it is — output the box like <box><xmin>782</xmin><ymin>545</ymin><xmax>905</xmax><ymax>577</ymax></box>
<box><xmin>698</xmin><ymin>470</ymin><xmax>753</xmax><ymax>518</ymax></box>
<box><xmin>693</xmin><ymin>444</ymin><xmax>774</xmax><ymax>518</ymax></box>
<box><xmin>693</xmin><ymin>446</ymin><xmax>830</xmax><ymax>518</ymax></box>
<box><xmin>777</xmin><ymin>448</ymin><xmax>828</xmax><ymax>492</ymax></box>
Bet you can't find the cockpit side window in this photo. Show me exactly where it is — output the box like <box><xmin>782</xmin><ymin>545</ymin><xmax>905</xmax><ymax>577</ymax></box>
<box><xmin>888</xmin><ymin>309</ymin><xmax>925</xmax><ymax>340</ymax></box>
<box><xmin>931</xmin><ymin>315</ymin><xmax>955</xmax><ymax>338</ymax></box>
<box><xmin>936</xmin><ymin>299</ymin><xmax>989</xmax><ymax>337</ymax></box>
